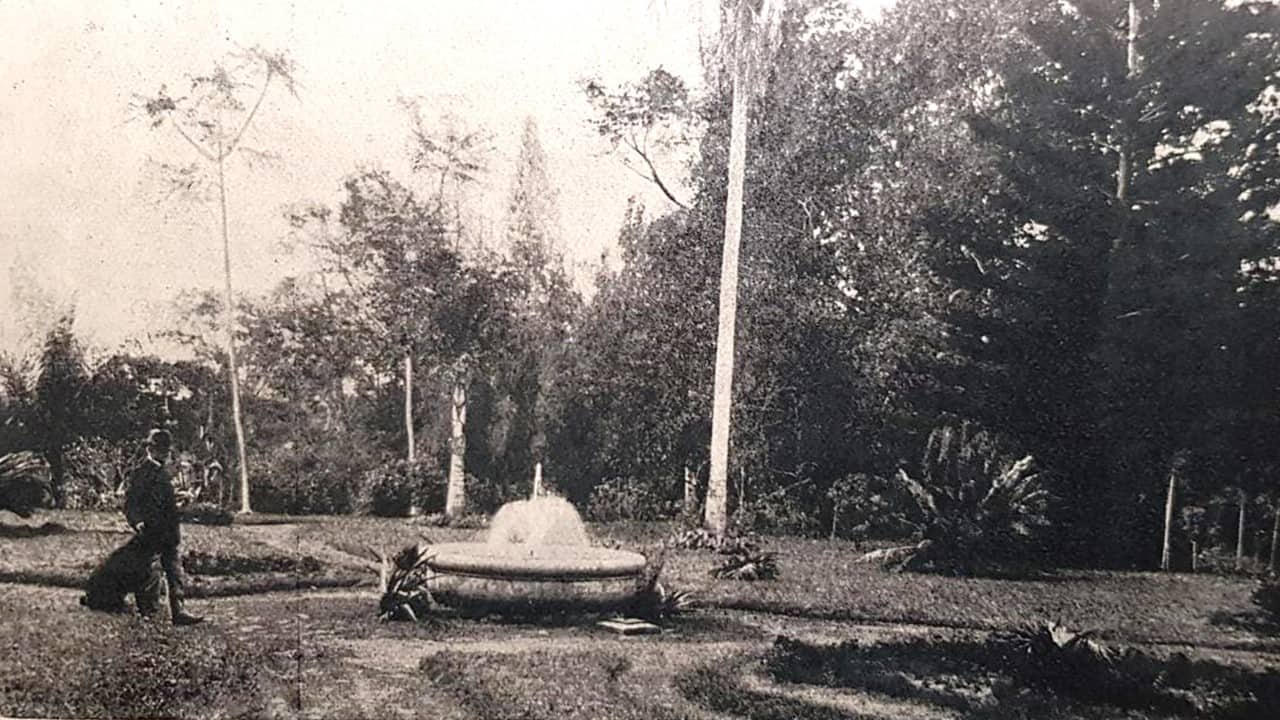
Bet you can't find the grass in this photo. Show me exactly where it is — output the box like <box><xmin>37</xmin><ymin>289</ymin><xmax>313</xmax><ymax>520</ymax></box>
<box><xmin>1</xmin><ymin>510</ymin><xmax>1278</xmax><ymax>718</ymax></box>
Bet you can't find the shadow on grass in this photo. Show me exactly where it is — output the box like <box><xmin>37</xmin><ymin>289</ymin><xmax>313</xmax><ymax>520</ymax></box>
<box><xmin>0</xmin><ymin>521</ymin><xmax>71</xmax><ymax>538</ymax></box>
<box><xmin>677</xmin><ymin>660</ymin><xmax>875</xmax><ymax>720</ymax></box>
<box><xmin>1210</xmin><ymin>609</ymin><xmax>1280</xmax><ymax>637</ymax></box>
<box><xmin>762</xmin><ymin>634</ymin><xmax>1280</xmax><ymax>720</ymax></box>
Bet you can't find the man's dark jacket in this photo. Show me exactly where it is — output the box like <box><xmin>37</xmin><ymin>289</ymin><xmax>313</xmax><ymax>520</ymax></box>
<box><xmin>124</xmin><ymin>458</ymin><xmax>181</xmax><ymax>549</ymax></box>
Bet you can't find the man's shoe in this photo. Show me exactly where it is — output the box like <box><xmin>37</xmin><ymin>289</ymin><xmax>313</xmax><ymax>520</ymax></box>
<box><xmin>172</xmin><ymin>612</ymin><xmax>204</xmax><ymax>626</ymax></box>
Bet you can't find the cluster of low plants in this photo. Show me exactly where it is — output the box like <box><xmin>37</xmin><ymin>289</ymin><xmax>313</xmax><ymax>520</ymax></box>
<box><xmin>711</xmin><ymin>548</ymin><xmax>779</xmax><ymax>581</ymax></box>
<box><xmin>586</xmin><ymin>476</ymin><xmax>679</xmax><ymax>522</ymax></box>
<box><xmin>357</xmin><ymin>460</ymin><xmax>445</xmax><ymax>517</ymax></box>
<box><xmin>374</xmin><ymin>542</ymin><xmax>436</xmax><ymax>622</ymax></box>
<box><xmin>665</xmin><ymin>526</ymin><xmax>779</xmax><ymax>581</ymax></box>
<box><xmin>182</xmin><ymin>549</ymin><xmax>323</xmax><ymax>576</ymax></box>
<box><xmin>667</xmin><ymin>526</ymin><xmax>756</xmax><ymax>553</ymax></box>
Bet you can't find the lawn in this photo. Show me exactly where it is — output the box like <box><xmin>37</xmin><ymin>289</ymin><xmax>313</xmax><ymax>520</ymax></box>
<box><xmin>2</xmin><ymin>510</ymin><xmax>1278</xmax><ymax>719</ymax></box>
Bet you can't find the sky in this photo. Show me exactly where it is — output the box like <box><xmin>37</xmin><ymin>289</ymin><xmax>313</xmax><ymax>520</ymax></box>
<box><xmin>0</xmin><ymin>0</ymin><xmax>888</xmax><ymax>357</ymax></box>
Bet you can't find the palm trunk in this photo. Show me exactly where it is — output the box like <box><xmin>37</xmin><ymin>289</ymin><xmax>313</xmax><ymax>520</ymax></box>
<box><xmin>217</xmin><ymin>146</ymin><xmax>252</xmax><ymax>514</ymax></box>
<box><xmin>1236</xmin><ymin>490</ymin><xmax>1247</xmax><ymax>572</ymax></box>
<box><xmin>445</xmin><ymin>377</ymin><xmax>467</xmax><ymax>518</ymax></box>
<box><xmin>1160</xmin><ymin>468</ymin><xmax>1176</xmax><ymax>571</ymax></box>
<box><xmin>706</xmin><ymin>1</ymin><xmax>753</xmax><ymax>537</ymax></box>
<box><xmin>404</xmin><ymin>353</ymin><xmax>415</xmax><ymax>464</ymax></box>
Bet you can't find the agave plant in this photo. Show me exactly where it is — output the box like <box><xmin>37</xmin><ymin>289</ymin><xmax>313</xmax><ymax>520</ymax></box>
<box><xmin>373</xmin><ymin>541</ymin><xmax>436</xmax><ymax>622</ymax></box>
<box><xmin>631</xmin><ymin>546</ymin><xmax>696</xmax><ymax>620</ymax></box>
<box><xmin>0</xmin><ymin>451</ymin><xmax>51</xmax><ymax>518</ymax></box>
<box><xmin>711</xmin><ymin>549</ymin><xmax>778</xmax><ymax>581</ymax></box>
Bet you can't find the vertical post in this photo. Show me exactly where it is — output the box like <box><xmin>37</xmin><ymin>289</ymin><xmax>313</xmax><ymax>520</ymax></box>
<box><xmin>683</xmin><ymin>465</ymin><xmax>697</xmax><ymax>516</ymax></box>
<box><xmin>1160</xmin><ymin>469</ymin><xmax>1176</xmax><ymax>571</ymax></box>
<box><xmin>532</xmin><ymin>462</ymin><xmax>543</xmax><ymax>499</ymax></box>
<box><xmin>706</xmin><ymin>0</ymin><xmax>753</xmax><ymax>537</ymax></box>
<box><xmin>1236</xmin><ymin>490</ymin><xmax>1247</xmax><ymax>572</ymax></box>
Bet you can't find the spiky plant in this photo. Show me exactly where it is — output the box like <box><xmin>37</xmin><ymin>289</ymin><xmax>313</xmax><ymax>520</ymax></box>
<box><xmin>996</xmin><ymin>621</ymin><xmax>1119</xmax><ymax>695</ymax></box>
<box><xmin>711</xmin><ymin>549</ymin><xmax>778</xmax><ymax>581</ymax></box>
<box><xmin>876</xmin><ymin>422</ymin><xmax>1052</xmax><ymax>575</ymax></box>
<box><xmin>373</xmin><ymin>541</ymin><xmax>436</xmax><ymax>622</ymax></box>
<box><xmin>0</xmin><ymin>451</ymin><xmax>51</xmax><ymax>518</ymax></box>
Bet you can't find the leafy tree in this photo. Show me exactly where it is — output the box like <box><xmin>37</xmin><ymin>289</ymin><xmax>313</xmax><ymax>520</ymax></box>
<box><xmin>499</xmin><ymin>117</ymin><xmax>581</xmax><ymax>501</ymax></box>
<box><xmin>964</xmin><ymin>0</ymin><xmax>1280</xmax><ymax>565</ymax></box>
<box><xmin>135</xmin><ymin>45</ymin><xmax>300</xmax><ymax>513</ymax></box>
<box><xmin>583</xmin><ymin>68</ymin><xmax>700</xmax><ymax>210</ymax></box>
<box><xmin>33</xmin><ymin>314</ymin><xmax>89</xmax><ymax>507</ymax></box>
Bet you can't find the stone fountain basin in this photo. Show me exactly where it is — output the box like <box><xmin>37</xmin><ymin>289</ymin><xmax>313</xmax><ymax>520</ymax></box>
<box><xmin>426</xmin><ymin>542</ymin><xmax>647</xmax><ymax>613</ymax></box>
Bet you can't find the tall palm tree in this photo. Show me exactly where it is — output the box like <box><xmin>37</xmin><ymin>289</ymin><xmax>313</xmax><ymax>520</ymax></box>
<box><xmin>705</xmin><ymin>0</ymin><xmax>783</xmax><ymax>536</ymax></box>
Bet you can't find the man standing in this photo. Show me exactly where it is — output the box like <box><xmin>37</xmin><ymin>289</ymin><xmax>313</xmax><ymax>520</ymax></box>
<box><xmin>125</xmin><ymin>428</ymin><xmax>204</xmax><ymax>626</ymax></box>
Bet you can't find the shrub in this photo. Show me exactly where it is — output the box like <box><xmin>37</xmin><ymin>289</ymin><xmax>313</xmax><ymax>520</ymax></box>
<box><xmin>732</xmin><ymin>493</ymin><xmax>822</xmax><ymax>537</ymax></box>
<box><xmin>63</xmin><ymin>438</ymin><xmax>136</xmax><ymax>510</ymax></box>
<box><xmin>456</xmin><ymin>472</ymin><xmax>511</xmax><ymax>516</ymax></box>
<box><xmin>586</xmin><ymin>477</ymin><xmax>678</xmax><ymax>522</ymax></box>
<box><xmin>0</xmin><ymin>451</ymin><xmax>50</xmax><ymax>517</ymax></box>
<box><xmin>249</xmin><ymin>440</ymin><xmax>380</xmax><ymax>515</ymax></box>
<box><xmin>358</xmin><ymin>460</ymin><xmax>445</xmax><ymax>517</ymax></box>
<box><xmin>873</xmin><ymin>422</ymin><xmax>1053</xmax><ymax>576</ymax></box>
<box><xmin>182</xmin><ymin>550</ymin><xmax>323</xmax><ymax>576</ymax></box>
<box><xmin>827</xmin><ymin>472</ymin><xmax>918</xmax><ymax>542</ymax></box>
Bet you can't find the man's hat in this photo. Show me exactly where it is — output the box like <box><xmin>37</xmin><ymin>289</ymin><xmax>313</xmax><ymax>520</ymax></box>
<box><xmin>146</xmin><ymin>428</ymin><xmax>173</xmax><ymax>451</ymax></box>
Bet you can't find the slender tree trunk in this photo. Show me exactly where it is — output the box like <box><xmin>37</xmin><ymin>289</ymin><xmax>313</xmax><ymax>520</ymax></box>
<box><xmin>707</xmin><ymin>1</ymin><xmax>752</xmax><ymax>537</ymax></box>
<box><xmin>1236</xmin><ymin>490</ymin><xmax>1247</xmax><ymax>572</ymax></box>
<box><xmin>1191</xmin><ymin>540</ymin><xmax>1199</xmax><ymax>572</ymax></box>
<box><xmin>1098</xmin><ymin>0</ymin><xmax>1144</xmax><ymax>557</ymax></box>
<box><xmin>445</xmin><ymin>377</ymin><xmax>467</xmax><ymax>518</ymax></box>
<box><xmin>1270</xmin><ymin>501</ymin><xmax>1279</xmax><ymax>573</ymax></box>
<box><xmin>404</xmin><ymin>353</ymin><xmax>415</xmax><ymax>465</ymax></box>
<box><xmin>217</xmin><ymin>146</ymin><xmax>252</xmax><ymax>514</ymax></box>
<box><xmin>1161</xmin><ymin>468</ymin><xmax>1176</xmax><ymax>571</ymax></box>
